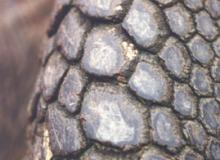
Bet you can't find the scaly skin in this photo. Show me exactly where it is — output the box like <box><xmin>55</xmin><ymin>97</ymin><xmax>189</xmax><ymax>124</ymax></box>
<box><xmin>25</xmin><ymin>0</ymin><xmax>220</xmax><ymax>159</ymax></box>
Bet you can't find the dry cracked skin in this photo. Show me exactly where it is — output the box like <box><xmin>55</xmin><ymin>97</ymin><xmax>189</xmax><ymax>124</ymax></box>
<box><xmin>26</xmin><ymin>0</ymin><xmax>220</xmax><ymax>159</ymax></box>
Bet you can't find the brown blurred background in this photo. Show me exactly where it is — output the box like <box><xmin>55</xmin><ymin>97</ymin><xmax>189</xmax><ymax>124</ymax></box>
<box><xmin>0</xmin><ymin>0</ymin><xmax>54</xmax><ymax>159</ymax></box>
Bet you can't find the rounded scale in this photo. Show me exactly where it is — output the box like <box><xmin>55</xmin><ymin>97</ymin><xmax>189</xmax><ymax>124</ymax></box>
<box><xmin>47</xmin><ymin>103</ymin><xmax>87</xmax><ymax>156</ymax></box>
<box><xmin>150</xmin><ymin>107</ymin><xmax>185</xmax><ymax>153</ymax></box>
<box><xmin>195</xmin><ymin>11</ymin><xmax>218</xmax><ymax>41</ymax></box>
<box><xmin>206</xmin><ymin>137</ymin><xmax>220</xmax><ymax>160</ymax></box>
<box><xmin>81</xmin><ymin>25</ymin><xmax>137</xmax><ymax>77</ymax></box>
<box><xmin>165</xmin><ymin>3</ymin><xmax>195</xmax><ymax>40</ymax></box>
<box><xmin>199</xmin><ymin>98</ymin><xmax>220</xmax><ymax>135</ymax></box>
<box><xmin>190</xmin><ymin>65</ymin><xmax>213</xmax><ymax>96</ymax></box>
<box><xmin>58</xmin><ymin>67</ymin><xmax>87</xmax><ymax>113</ymax></box>
<box><xmin>183</xmin><ymin>120</ymin><xmax>208</xmax><ymax>151</ymax></box>
<box><xmin>158</xmin><ymin>37</ymin><xmax>191</xmax><ymax>79</ymax></box>
<box><xmin>122</xmin><ymin>0</ymin><xmax>167</xmax><ymax>51</ymax></box>
<box><xmin>183</xmin><ymin>0</ymin><xmax>203</xmax><ymax>12</ymax></box>
<box><xmin>56</xmin><ymin>8</ymin><xmax>91</xmax><ymax>60</ymax></box>
<box><xmin>173</xmin><ymin>83</ymin><xmax>197</xmax><ymax>118</ymax></box>
<box><xmin>187</xmin><ymin>35</ymin><xmax>214</xmax><ymax>65</ymax></box>
<box><xmin>80</xmin><ymin>83</ymin><xmax>149</xmax><ymax>150</ymax></box>
<box><xmin>129</xmin><ymin>58</ymin><xmax>172</xmax><ymax>103</ymax></box>
<box><xmin>42</xmin><ymin>52</ymin><xmax>68</xmax><ymax>101</ymax></box>
<box><xmin>75</xmin><ymin>0</ymin><xmax>130</xmax><ymax>20</ymax></box>
<box><xmin>205</xmin><ymin>0</ymin><xmax>220</xmax><ymax>18</ymax></box>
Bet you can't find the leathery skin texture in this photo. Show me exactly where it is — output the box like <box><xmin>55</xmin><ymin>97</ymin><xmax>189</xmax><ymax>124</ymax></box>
<box><xmin>25</xmin><ymin>0</ymin><xmax>220</xmax><ymax>159</ymax></box>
